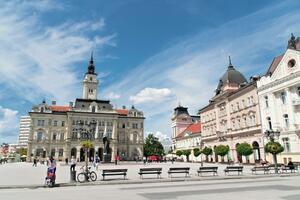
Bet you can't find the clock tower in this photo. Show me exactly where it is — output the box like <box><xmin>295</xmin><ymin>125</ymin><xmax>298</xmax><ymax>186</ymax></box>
<box><xmin>82</xmin><ymin>52</ymin><xmax>99</xmax><ymax>100</ymax></box>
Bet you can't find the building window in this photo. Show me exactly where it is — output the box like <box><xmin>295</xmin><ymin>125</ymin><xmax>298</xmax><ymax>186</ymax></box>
<box><xmin>92</xmin><ymin>106</ymin><xmax>96</xmax><ymax>113</ymax></box>
<box><xmin>52</xmin><ymin>133</ymin><xmax>57</xmax><ymax>141</ymax></box>
<box><xmin>264</xmin><ymin>96</ymin><xmax>269</xmax><ymax>108</ymax></box>
<box><xmin>37</xmin><ymin>120</ymin><xmax>45</xmax><ymax>126</ymax></box>
<box><xmin>280</xmin><ymin>91</ymin><xmax>287</xmax><ymax>104</ymax></box>
<box><xmin>140</xmin><ymin>123</ymin><xmax>143</xmax><ymax>129</ymax></box>
<box><xmin>283</xmin><ymin>114</ymin><xmax>289</xmax><ymax>128</ymax></box>
<box><xmin>48</xmin><ymin>119</ymin><xmax>52</xmax><ymax>126</ymax></box>
<box><xmin>236</xmin><ymin>102</ymin><xmax>240</xmax><ymax>110</ymax></box>
<box><xmin>58</xmin><ymin>149</ymin><xmax>63</xmax><ymax>157</ymax></box>
<box><xmin>297</xmin><ymin>86</ymin><xmax>300</xmax><ymax>96</ymax></box>
<box><xmin>60</xmin><ymin>133</ymin><xmax>64</xmax><ymax>141</ymax></box>
<box><xmin>53</xmin><ymin>121</ymin><xmax>58</xmax><ymax>126</ymax></box>
<box><xmin>37</xmin><ymin>132</ymin><xmax>43</xmax><ymax>141</ymax></box>
<box><xmin>267</xmin><ymin>117</ymin><xmax>272</xmax><ymax>130</ymax></box>
<box><xmin>282</xmin><ymin>137</ymin><xmax>291</xmax><ymax>152</ymax></box>
<box><xmin>62</xmin><ymin>121</ymin><xmax>65</xmax><ymax>127</ymax></box>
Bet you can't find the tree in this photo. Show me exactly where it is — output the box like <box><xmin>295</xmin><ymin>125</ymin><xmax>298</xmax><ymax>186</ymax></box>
<box><xmin>176</xmin><ymin>150</ymin><xmax>183</xmax><ymax>157</ymax></box>
<box><xmin>236</xmin><ymin>142</ymin><xmax>253</xmax><ymax>163</ymax></box>
<box><xmin>182</xmin><ymin>149</ymin><xmax>191</xmax><ymax>162</ymax></box>
<box><xmin>193</xmin><ymin>148</ymin><xmax>201</xmax><ymax>158</ymax></box>
<box><xmin>80</xmin><ymin>140</ymin><xmax>94</xmax><ymax>180</ymax></box>
<box><xmin>16</xmin><ymin>148</ymin><xmax>27</xmax><ymax>156</ymax></box>
<box><xmin>143</xmin><ymin>134</ymin><xmax>164</xmax><ymax>157</ymax></box>
<box><xmin>202</xmin><ymin>146</ymin><xmax>213</xmax><ymax>161</ymax></box>
<box><xmin>214</xmin><ymin>145</ymin><xmax>229</xmax><ymax>162</ymax></box>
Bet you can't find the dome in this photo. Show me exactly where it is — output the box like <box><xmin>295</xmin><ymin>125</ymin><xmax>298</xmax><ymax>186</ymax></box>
<box><xmin>216</xmin><ymin>57</ymin><xmax>247</xmax><ymax>95</ymax></box>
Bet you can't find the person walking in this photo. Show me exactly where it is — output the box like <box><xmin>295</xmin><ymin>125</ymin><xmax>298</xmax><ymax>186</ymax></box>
<box><xmin>95</xmin><ymin>156</ymin><xmax>100</xmax><ymax>171</ymax></box>
<box><xmin>33</xmin><ymin>157</ymin><xmax>37</xmax><ymax>167</ymax></box>
<box><xmin>70</xmin><ymin>156</ymin><xmax>76</xmax><ymax>172</ymax></box>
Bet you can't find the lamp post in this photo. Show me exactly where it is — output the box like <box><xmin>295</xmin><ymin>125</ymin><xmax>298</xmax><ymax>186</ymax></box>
<box><xmin>78</xmin><ymin>120</ymin><xmax>97</xmax><ymax>178</ymax></box>
<box><xmin>264</xmin><ymin>129</ymin><xmax>280</xmax><ymax>174</ymax></box>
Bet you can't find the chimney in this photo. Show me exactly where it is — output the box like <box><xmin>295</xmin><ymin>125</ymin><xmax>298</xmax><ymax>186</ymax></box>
<box><xmin>51</xmin><ymin>100</ymin><xmax>56</xmax><ymax>105</ymax></box>
<box><xmin>69</xmin><ymin>102</ymin><xmax>73</xmax><ymax>107</ymax></box>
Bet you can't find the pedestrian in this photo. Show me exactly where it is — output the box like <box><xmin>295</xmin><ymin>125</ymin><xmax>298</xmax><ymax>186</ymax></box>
<box><xmin>95</xmin><ymin>156</ymin><xmax>100</xmax><ymax>171</ymax></box>
<box><xmin>143</xmin><ymin>156</ymin><xmax>146</xmax><ymax>165</ymax></box>
<box><xmin>70</xmin><ymin>156</ymin><xmax>76</xmax><ymax>172</ymax></box>
<box><xmin>33</xmin><ymin>157</ymin><xmax>37</xmax><ymax>167</ymax></box>
<box><xmin>65</xmin><ymin>158</ymin><xmax>68</xmax><ymax>165</ymax></box>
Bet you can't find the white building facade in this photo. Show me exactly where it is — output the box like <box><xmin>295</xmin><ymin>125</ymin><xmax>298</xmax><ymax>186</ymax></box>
<box><xmin>257</xmin><ymin>34</ymin><xmax>300</xmax><ymax>164</ymax></box>
<box><xmin>18</xmin><ymin>116</ymin><xmax>31</xmax><ymax>148</ymax></box>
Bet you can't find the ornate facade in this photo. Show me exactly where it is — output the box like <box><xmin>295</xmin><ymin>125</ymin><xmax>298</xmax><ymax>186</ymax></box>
<box><xmin>27</xmin><ymin>55</ymin><xmax>144</xmax><ymax>162</ymax></box>
<box><xmin>199</xmin><ymin>59</ymin><xmax>264</xmax><ymax>164</ymax></box>
<box><xmin>257</xmin><ymin>34</ymin><xmax>300</xmax><ymax>164</ymax></box>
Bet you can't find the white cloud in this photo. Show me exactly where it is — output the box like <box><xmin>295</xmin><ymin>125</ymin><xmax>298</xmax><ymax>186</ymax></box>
<box><xmin>130</xmin><ymin>88</ymin><xmax>173</xmax><ymax>104</ymax></box>
<box><xmin>105</xmin><ymin>92</ymin><xmax>121</xmax><ymax>100</ymax></box>
<box><xmin>0</xmin><ymin>1</ymin><xmax>115</xmax><ymax>105</ymax></box>
<box><xmin>0</xmin><ymin>106</ymin><xmax>19</xmax><ymax>138</ymax></box>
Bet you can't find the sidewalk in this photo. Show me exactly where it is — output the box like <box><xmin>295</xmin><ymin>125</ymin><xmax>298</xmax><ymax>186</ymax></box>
<box><xmin>0</xmin><ymin>161</ymin><xmax>299</xmax><ymax>189</ymax></box>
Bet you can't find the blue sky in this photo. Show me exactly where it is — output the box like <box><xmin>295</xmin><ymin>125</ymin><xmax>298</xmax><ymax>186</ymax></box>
<box><xmin>0</xmin><ymin>0</ymin><xmax>300</xmax><ymax>143</ymax></box>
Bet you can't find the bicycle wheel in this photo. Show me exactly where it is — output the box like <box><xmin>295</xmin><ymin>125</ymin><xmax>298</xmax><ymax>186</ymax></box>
<box><xmin>77</xmin><ymin>172</ymin><xmax>86</xmax><ymax>183</ymax></box>
<box><xmin>89</xmin><ymin>171</ymin><xmax>97</xmax><ymax>181</ymax></box>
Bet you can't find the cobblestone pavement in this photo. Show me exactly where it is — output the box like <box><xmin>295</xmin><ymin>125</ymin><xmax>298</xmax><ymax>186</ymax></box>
<box><xmin>0</xmin><ymin>175</ymin><xmax>299</xmax><ymax>200</ymax></box>
<box><xmin>0</xmin><ymin>161</ymin><xmax>297</xmax><ymax>186</ymax></box>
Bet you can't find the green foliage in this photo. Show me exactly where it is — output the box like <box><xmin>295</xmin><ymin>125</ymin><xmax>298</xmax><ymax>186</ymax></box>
<box><xmin>176</xmin><ymin>150</ymin><xmax>183</xmax><ymax>157</ymax></box>
<box><xmin>236</xmin><ymin>142</ymin><xmax>253</xmax><ymax>157</ymax></box>
<box><xmin>182</xmin><ymin>149</ymin><xmax>191</xmax><ymax>162</ymax></box>
<box><xmin>143</xmin><ymin>134</ymin><xmax>165</xmax><ymax>157</ymax></box>
<box><xmin>16</xmin><ymin>148</ymin><xmax>27</xmax><ymax>156</ymax></box>
<box><xmin>80</xmin><ymin>140</ymin><xmax>94</xmax><ymax>149</ymax></box>
<box><xmin>202</xmin><ymin>146</ymin><xmax>213</xmax><ymax>156</ymax></box>
<box><xmin>193</xmin><ymin>148</ymin><xmax>201</xmax><ymax>157</ymax></box>
<box><xmin>265</xmin><ymin>141</ymin><xmax>284</xmax><ymax>155</ymax></box>
<box><xmin>214</xmin><ymin>145</ymin><xmax>229</xmax><ymax>157</ymax></box>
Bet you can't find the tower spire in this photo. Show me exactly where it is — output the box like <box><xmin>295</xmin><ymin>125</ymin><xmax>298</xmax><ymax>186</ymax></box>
<box><xmin>87</xmin><ymin>51</ymin><xmax>96</xmax><ymax>74</ymax></box>
<box><xmin>228</xmin><ymin>56</ymin><xmax>233</xmax><ymax>68</ymax></box>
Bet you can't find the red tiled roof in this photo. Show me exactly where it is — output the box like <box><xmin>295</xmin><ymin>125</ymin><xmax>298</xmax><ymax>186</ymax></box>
<box><xmin>116</xmin><ymin>109</ymin><xmax>128</xmax><ymax>115</ymax></box>
<box><xmin>50</xmin><ymin>106</ymin><xmax>70</xmax><ymax>112</ymax></box>
<box><xmin>176</xmin><ymin>122</ymin><xmax>201</xmax><ymax>139</ymax></box>
<box><xmin>266</xmin><ymin>54</ymin><xmax>283</xmax><ymax>76</ymax></box>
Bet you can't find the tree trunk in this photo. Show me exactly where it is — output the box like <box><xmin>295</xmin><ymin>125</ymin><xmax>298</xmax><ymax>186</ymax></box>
<box><xmin>273</xmin><ymin>153</ymin><xmax>278</xmax><ymax>174</ymax></box>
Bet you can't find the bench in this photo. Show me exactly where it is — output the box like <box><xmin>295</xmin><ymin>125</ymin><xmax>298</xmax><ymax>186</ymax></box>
<box><xmin>102</xmin><ymin>169</ymin><xmax>127</xmax><ymax>180</ymax></box>
<box><xmin>168</xmin><ymin>167</ymin><xmax>190</xmax><ymax>177</ymax></box>
<box><xmin>224</xmin><ymin>166</ymin><xmax>243</xmax><ymax>175</ymax></box>
<box><xmin>138</xmin><ymin>168</ymin><xmax>162</xmax><ymax>179</ymax></box>
<box><xmin>251</xmin><ymin>166</ymin><xmax>270</xmax><ymax>174</ymax></box>
<box><xmin>197</xmin><ymin>167</ymin><xmax>218</xmax><ymax>176</ymax></box>
<box><xmin>280</xmin><ymin>165</ymin><xmax>298</xmax><ymax>173</ymax></box>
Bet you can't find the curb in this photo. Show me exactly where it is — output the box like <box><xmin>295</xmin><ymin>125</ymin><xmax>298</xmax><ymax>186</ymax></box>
<box><xmin>0</xmin><ymin>173</ymin><xmax>299</xmax><ymax>190</ymax></box>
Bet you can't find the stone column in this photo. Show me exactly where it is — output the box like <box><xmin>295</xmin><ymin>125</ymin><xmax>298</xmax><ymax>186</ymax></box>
<box><xmin>111</xmin><ymin>119</ymin><xmax>118</xmax><ymax>161</ymax></box>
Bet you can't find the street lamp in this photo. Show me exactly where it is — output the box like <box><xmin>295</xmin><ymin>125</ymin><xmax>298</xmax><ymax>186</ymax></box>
<box><xmin>78</xmin><ymin>120</ymin><xmax>97</xmax><ymax>178</ymax></box>
<box><xmin>264</xmin><ymin>129</ymin><xmax>280</xmax><ymax>174</ymax></box>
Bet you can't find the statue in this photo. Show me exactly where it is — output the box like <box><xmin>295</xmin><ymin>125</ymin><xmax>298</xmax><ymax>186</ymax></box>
<box><xmin>287</xmin><ymin>33</ymin><xmax>296</xmax><ymax>49</ymax></box>
<box><xmin>102</xmin><ymin>136</ymin><xmax>110</xmax><ymax>154</ymax></box>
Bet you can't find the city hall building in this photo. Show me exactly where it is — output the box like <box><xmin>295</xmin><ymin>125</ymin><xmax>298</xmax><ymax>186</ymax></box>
<box><xmin>27</xmin><ymin>55</ymin><xmax>145</xmax><ymax>162</ymax></box>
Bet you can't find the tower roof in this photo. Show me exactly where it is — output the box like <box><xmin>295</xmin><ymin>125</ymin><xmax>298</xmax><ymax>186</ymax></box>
<box><xmin>216</xmin><ymin>57</ymin><xmax>247</xmax><ymax>95</ymax></box>
<box><xmin>86</xmin><ymin>51</ymin><xmax>96</xmax><ymax>75</ymax></box>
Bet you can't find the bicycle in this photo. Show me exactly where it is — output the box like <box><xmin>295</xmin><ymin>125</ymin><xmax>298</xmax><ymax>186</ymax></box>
<box><xmin>77</xmin><ymin>166</ymin><xmax>97</xmax><ymax>183</ymax></box>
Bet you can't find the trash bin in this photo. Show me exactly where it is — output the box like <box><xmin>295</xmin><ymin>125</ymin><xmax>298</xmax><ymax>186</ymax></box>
<box><xmin>70</xmin><ymin>170</ymin><xmax>76</xmax><ymax>182</ymax></box>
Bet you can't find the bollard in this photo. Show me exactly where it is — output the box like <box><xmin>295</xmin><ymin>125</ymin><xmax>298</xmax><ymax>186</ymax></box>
<box><xmin>70</xmin><ymin>170</ymin><xmax>76</xmax><ymax>182</ymax></box>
